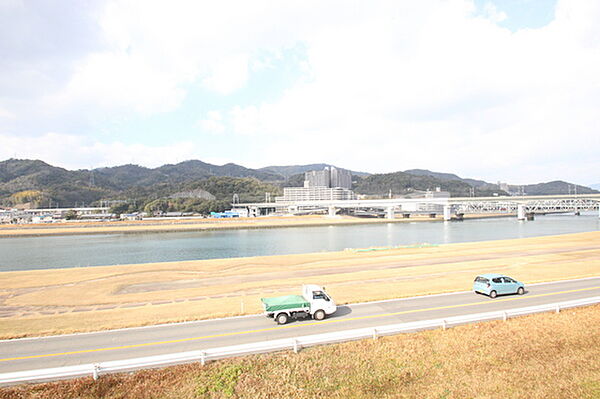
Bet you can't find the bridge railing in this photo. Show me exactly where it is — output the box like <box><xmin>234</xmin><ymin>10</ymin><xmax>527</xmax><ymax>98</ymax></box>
<box><xmin>1</xmin><ymin>296</ymin><xmax>598</xmax><ymax>386</ymax></box>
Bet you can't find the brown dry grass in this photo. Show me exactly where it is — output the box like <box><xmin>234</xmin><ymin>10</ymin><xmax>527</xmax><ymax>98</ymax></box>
<box><xmin>1</xmin><ymin>231</ymin><xmax>600</xmax><ymax>338</ymax></box>
<box><xmin>2</xmin><ymin>304</ymin><xmax>599</xmax><ymax>399</ymax></box>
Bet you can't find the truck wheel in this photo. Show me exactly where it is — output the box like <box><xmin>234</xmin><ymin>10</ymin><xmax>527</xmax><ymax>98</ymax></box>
<box><xmin>276</xmin><ymin>313</ymin><xmax>289</xmax><ymax>325</ymax></box>
<box><xmin>313</xmin><ymin>310</ymin><xmax>326</xmax><ymax>321</ymax></box>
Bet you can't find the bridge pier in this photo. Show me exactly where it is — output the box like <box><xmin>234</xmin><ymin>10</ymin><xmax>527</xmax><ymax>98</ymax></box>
<box><xmin>517</xmin><ymin>205</ymin><xmax>526</xmax><ymax>221</ymax></box>
<box><xmin>443</xmin><ymin>205</ymin><xmax>451</xmax><ymax>221</ymax></box>
<box><xmin>249</xmin><ymin>206</ymin><xmax>259</xmax><ymax>217</ymax></box>
<box><xmin>328</xmin><ymin>206</ymin><xmax>337</xmax><ymax>218</ymax></box>
<box><xmin>386</xmin><ymin>206</ymin><xmax>395</xmax><ymax>220</ymax></box>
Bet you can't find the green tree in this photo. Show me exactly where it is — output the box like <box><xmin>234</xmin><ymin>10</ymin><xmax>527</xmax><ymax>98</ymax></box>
<box><xmin>109</xmin><ymin>202</ymin><xmax>133</xmax><ymax>216</ymax></box>
<box><xmin>64</xmin><ymin>209</ymin><xmax>78</xmax><ymax>220</ymax></box>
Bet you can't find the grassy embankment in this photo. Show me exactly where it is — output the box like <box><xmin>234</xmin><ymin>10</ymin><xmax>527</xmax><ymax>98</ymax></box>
<box><xmin>1</xmin><ymin>231</ymin><xmax>599</xmax><ymax>338</ymax></box>
<box><xmin>2</xmin><ymin>304</ymin><xmax>599</xmax><ymax>399</ymax></box>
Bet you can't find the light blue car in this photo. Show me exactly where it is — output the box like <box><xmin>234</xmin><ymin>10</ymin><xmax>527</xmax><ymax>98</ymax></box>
<box><xmin>473</xmin><ymin>273</ymin><xmax>525</xmax><ymax>298</ymax></box>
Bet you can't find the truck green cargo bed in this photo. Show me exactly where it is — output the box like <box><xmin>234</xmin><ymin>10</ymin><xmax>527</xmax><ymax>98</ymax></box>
<box><xmin>261</xmin><ymin>295</ymin><xmax>309</xmax><ymax>312</ymax></box>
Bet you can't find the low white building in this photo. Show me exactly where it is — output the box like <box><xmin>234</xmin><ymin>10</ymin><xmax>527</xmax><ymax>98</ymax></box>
<box><xmin>399</xmin><ymin>189</ymin><xmax>450</xmax><ymax>212</ymax></box>
<box><xmin>275</xmin><ymin>186</ymin><xmax>357</xmax><ymax>202</ymax></box>
<box><xmin>230</xmin><ymin>208</ymin><xmax>249</xmax><ymax>217</ymax></box>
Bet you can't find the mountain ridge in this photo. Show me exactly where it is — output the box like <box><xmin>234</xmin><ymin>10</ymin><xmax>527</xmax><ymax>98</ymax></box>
<box><xmin>0</xmin><ymin>159</ymin><xmax>596</xmax><ymax>210</ymax></box>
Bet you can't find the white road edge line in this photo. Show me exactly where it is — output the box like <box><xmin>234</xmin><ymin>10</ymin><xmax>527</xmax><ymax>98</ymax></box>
<box><xmin>1</xmin><ymin>275</ymin><xmax>598</xmax><ymax>343</ymax></box>
<box><xmin>1</xmin><ymin>296</ymin><xmax>598</xmax><ymax>386</ymax></box>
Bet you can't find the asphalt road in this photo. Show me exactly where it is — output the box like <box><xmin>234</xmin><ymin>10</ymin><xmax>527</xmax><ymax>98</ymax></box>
<box><xmin>1</xmin><ymin>277</ymin><xmax>599</xmax><ymax>374</ymax></box>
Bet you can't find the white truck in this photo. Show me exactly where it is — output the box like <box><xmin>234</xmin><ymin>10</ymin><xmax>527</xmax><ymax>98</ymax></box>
<box><xmin>260</xmin><ymin>284</ymin><xmax>337</xmax><ymax>324</ymax></box>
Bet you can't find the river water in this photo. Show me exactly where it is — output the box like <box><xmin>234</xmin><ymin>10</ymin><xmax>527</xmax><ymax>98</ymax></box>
<box><xmin>0</xmin><ymin>213</ymin><xmax>598</xmax><ymax>272</ymax></box>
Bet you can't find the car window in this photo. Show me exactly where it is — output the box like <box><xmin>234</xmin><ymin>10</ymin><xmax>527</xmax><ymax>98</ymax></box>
<box><xmin>313</xmin><ymin>291</ymin><xmax>330</xmax><ymax>301</ymax></box>
<box><xmin>474</xmin><ymin>276</ymin><xmax>489</xmax><ymax>284</ymax></box>
<box><xmin>492</xmin><ymin>278</ymin><xmax>502</xmax><ymax>283</ymax></box>
<box><xmin>503</xmin><ymin>277</ymin><xmax>514</xmax><ymax>283</ymax></box>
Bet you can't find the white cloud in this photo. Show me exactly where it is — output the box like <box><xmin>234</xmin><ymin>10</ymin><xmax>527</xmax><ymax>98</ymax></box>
<box><xmin>0</xmin><ymin>132</ymin><xmax>199</xmax><ymax>169</ymax></box>
<box><xmin>230</xmin><ymin>105</ymin><xmax>262</xmax><ymax>136</ymax></box>
<box><xmin>52</xmin><ymin>52</ymin><xmax>187</xmax><ymax>115</ymax></box>
<box><xmin>1</xmin><ymin>0</ymin><xmax>600</xmax><ymax>185</ymax></box>
<box><xmin>483</xmin><ymin>2</ymin><xmax>507</xmax><ymax>23</ymax></box>
<box><xmin>0</xmin><ymin>107</ymin><xmax>15</xmax><ymax>119</ymax></box>
<box><xmin>215</xmin><ymin>0</ymin><xmax>600</xmax><ymax>185</ymax></box>
<box><xmin>202</xmin><ymin>54</ymin><xmax>249</xmax><ymax>95</ymax></box>
<box><xmin>197</xmin><ymin>110</ymin><xmax>225</xmax><ymax>134</ymax></box>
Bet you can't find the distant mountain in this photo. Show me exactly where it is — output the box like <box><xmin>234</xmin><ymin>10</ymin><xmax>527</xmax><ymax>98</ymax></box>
<box><xmin>404</xmin><ymin>169</ymin><xmax>463</xmax><ymax>182</ymax></box>
<box><xmin>94</xmin><ymin>160</ymin><xmax>282</xmax><ymax>188</ymax></box>
<box><xmin>1</xmin><ymin>158</ymin><xmax>597</xmax><ymax>210</ymax></box>
<box><xmin>157</xmin><ymin>160</ymin><xmax>282</xmax><ymax>182</ymax></box>
<box><xmin>514</xmin><ymin>181</ymin><xmax>598</xmax><ymax>195</ymax></box>
<box><xmin>353</xmin><ymin>171</ymin><xmax>503</xmax><ymax>197</ymax></box>
<box><xmin>404</xmin><ymin>169</ymin><xmax>492</xmax><ymax>188</ymax></box>
<box><xmin>403</xmin><ymin>169</ymin><xmax>598</xmax><ymax>196</ymax></box>
<box><xmin>260</xmin><ymin>164</ymin><xmax>370</xmax><ymax>178</ymax></box>
<box><xmin>0</xmin><ymin>158</ymin><xmax>285</xmax><ymax>208</ymax></box>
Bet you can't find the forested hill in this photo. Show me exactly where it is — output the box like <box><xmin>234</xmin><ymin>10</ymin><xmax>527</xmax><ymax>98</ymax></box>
<box><xmin>515</xmin><ymin>181</ymin><xmax>598</xmax><ymax>195</ymax></box>
<box><xmin>0</xmin><ymin>159</ymin><xmax>596</xmax><ymax>212</ymax></box>
<box><xmin>353</xmin><ymin>171</ymin><xmax>506</xmax><ymax>197</ymax></box>
<box><xmin>0</xmin><ymin>159</ymin><xmax>284</xmax><ymax>210</ymax></box>
<box><xmin>260</xmin><ymin>164</ymin><xmax>370</xmax><ymax>178</ymax></box>
<box><xmin>402</xmin><ymin>169</ymin><xmax>597</xmax><ymax>196</ymax></box>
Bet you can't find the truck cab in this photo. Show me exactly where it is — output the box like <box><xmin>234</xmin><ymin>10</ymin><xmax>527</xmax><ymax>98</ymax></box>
<box><xmin>302</xmin><ymin>284</ymin><xmax>337</xmax><ymax>319</ymax></box>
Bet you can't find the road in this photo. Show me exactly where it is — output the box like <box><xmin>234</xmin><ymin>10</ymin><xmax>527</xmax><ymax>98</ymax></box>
<box><xmin>1</xmin><ymin>277</ymin><xmax>599</xmax><ymax>374</ymax></box>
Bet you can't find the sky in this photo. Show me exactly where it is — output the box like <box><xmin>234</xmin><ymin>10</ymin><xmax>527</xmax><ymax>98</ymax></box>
<box><xmin>0</xmin><ymin>0</ymin><xmax>599</xmax><ymax>186</ymax></box>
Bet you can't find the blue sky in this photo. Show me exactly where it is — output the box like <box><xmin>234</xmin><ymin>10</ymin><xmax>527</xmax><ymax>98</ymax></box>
<box><xmin>474</xmin><ymin>0</ymin><xmax>557</xmax><ymax>31</ymax></box>
<box><xmin>0</xmin><ymin>0</ymin><xmax>599</xmax><ymax>185</ymax></box>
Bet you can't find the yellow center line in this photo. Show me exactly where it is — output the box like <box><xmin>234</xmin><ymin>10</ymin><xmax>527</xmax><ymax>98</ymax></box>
<box><xmin>1</xmin><ymin>285</ymin><xmax>598</xmax><ymax>363</ymax></box>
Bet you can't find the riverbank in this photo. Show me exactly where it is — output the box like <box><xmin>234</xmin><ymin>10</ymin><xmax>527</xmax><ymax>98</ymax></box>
<box><xmin>0</xmin><ymin>231</ymin><xmax>599</xmax><ymax>338</ymax></box>
<box><xmin>2</xmin><ymin>303</ymin><xmax>599</xmax><ymax>398</ymax></box>
<box><xmin>0</xmin><ymin>213</ymin><xmax>510</xmax><ymax>237</ymax></box>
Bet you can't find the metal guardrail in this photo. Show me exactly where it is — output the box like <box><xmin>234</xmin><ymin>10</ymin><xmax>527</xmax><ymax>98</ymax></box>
<box><xmin>1</xmin><ymin>296</ymin><xmax>599</xmax><ymax>386</ymax></box>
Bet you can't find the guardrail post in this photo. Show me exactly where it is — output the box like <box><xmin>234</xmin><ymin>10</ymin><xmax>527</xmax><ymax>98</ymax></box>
<box><xmin>200</xmin><ymin>351</ymin><xmax>206</xmax><ymax>366</ymax></box>
<box><xmin>92</xmin><ymin>364</ymin><xmax>100</xmax><ymax>380</ymax></box>
<box><xmin>372</xmin><ymin>328</ymin><xmax>378</xmax><ymax>340</ymax></box>
<box><xmin>556</xmin><ymin>305</ymin><xmax>560</xmax><ymax>314</ymax></box>
<box><xmin>442</xmin><ymin>320</ymin><xmax>447</xmax><ymax>330</ymax></box>
<box><xmin>503</xmin><ymin>311</ymin><xmax>508</xmax><ymax>321</ymax></box>
<box><xmin>293</xmin><ymin>339</ymin><xmax>299</xmax><ymax>354</ymax></box>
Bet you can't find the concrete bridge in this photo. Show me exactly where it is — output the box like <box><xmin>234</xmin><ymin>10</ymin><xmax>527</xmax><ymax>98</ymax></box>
<box><xmin>236</xmin><ymin>194</ymin><xmax>600</xmax><ymax>221</ymax></box>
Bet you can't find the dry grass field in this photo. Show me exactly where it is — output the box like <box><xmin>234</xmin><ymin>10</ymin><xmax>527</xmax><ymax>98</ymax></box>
<box><xmin>2</xmin><ymin>303</ymin><xmax>599</xmax><ymax>399</ymax></box>
<box><xmin>1</xmin><ymin>231</ymin><xmax>599</xmax><ymax>338</ymax></box>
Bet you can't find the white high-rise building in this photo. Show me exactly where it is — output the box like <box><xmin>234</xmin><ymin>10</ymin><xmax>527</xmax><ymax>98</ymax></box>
<box><xmin>304</xmin><ymin>169</ymin><xmax>330</xmax><ymax>188</ymax></box>
<box><xmin>304</xmin><ymin>166</ymin><xmax>352</xmax><ymax>189</ymax></box>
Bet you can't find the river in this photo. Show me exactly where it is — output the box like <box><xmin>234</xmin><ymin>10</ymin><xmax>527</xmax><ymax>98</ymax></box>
<box><xmin>0</xmin><ymin>212</ymin><xmax>598</xmax><ymax>272</ymax></box>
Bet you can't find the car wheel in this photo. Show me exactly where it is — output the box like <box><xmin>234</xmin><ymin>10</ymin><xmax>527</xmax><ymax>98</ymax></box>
<box><xmin>313</xmin><ymin>309</ymin><xmax>326</xmax><ymax>321</ymax></box>
<box><xmin>517</xmin><ymin>287</ymin><xmax>524</xmax><ymax>295</ymax></box>
<box><xmin>489</xmin><ymin>290</ymin><xmax>497</xmax><ymax>299</ymax></box>
<box><xmin>276</xmin><ymin>313</ymin><xmax>289</xmax><ymax>325</ymax></box>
